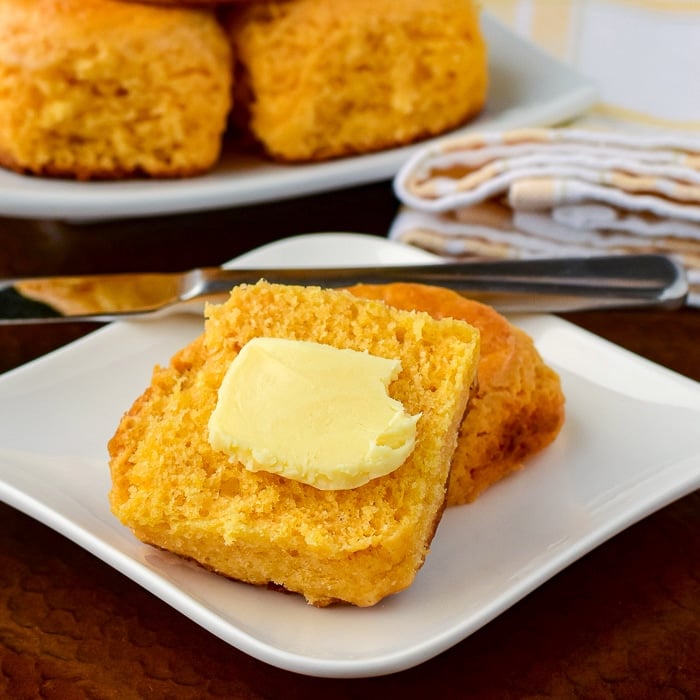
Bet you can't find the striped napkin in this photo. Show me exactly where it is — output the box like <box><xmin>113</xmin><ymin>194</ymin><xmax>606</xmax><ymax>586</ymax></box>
<box><xmin>391</xmin><ymin>128</ymin><xmax>700</xmax><ymax>306</ymax></box>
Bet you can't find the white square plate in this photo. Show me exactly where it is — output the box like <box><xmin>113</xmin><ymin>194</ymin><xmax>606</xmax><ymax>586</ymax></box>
<box><xmin>0</xmin><ymin>13</ymin><xmax>597</xmax><ymax>221</ymax></box>
<box><xmin>1</xmin><ymin>233</ymin><xmax>698</xmax><ymax>678</ymax></box>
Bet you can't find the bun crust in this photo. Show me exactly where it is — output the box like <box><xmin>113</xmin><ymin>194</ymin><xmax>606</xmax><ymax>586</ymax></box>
<box><xmin>348</xmin><ymin>283</ymin><xmax>565</xmax><ymax>505</ymax></box>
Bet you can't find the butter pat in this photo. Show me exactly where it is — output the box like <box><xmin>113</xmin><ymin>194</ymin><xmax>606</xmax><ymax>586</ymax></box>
<box><xmin>208</xmin><ymin>337</ymin><xmax>420</xmax><ymax>490</ymax></box>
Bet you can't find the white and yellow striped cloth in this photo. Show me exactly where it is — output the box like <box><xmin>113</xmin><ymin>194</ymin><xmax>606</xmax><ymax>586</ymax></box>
<box><xmin>390</xmin><ymin>0</ymin><xmax>700</xmax><ymax>306</ymax></box>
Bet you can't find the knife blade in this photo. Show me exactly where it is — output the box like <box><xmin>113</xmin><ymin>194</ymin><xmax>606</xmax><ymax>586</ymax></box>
<box><xmin>0</xmin><ymin>254</ymin><xmax>688</xmax><ymax>323</ymax></box>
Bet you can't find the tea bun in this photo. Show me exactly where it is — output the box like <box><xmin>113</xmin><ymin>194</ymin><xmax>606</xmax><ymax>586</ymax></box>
<box><xmin>0</xmin><ymin>0</ymin><xmax>232</xmax><ymax>179</ymax></box>
<box><xmin>226</xmin><ymin>0</ymin><xmax>487</xmax><ymax>161</ymax></box>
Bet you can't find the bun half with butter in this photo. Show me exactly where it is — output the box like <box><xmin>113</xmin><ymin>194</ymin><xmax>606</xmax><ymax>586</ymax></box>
<box><xmin>108</xmin><ymin>281</ymin><xmax>480</xmax><ymax>606</ymax></box>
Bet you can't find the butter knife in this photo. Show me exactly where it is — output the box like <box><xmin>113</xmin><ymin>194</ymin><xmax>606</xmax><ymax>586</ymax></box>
<box><xmin>0</xmin><ymin>254</ymin><xmax>687</xmax><ymax>323</ymax></box>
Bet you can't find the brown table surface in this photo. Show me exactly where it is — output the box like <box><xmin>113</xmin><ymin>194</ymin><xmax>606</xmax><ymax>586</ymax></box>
<box><xmin>0</xmin><ymin>182</ymin><xmax>698</xmax><ymax>699</ymax></box>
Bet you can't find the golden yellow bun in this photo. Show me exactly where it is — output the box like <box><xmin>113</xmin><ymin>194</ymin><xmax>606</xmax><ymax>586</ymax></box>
<box><xmin>0</xmin><ymin>0</ymin><xmax>232</xmax><ymax>179</ymax></box>
<box><xmin>108</xmin><ymin>281</ymin><xmax>480</xmax><ymax>606</ymax></box>
<box><xmin>226</xmin><ymin>0</ymin><xmax>488</xmax><ymax>161</ymax></box>
<box><xmin>348</xmin><ymin>283</ymin><xmax>565</xmax><ymax>506</ymax></box>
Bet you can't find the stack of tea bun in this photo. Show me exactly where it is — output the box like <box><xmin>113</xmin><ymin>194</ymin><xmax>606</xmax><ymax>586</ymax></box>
<box><xmin>0</xmin><ymin>0</ymin><xmax>488</xmax><ymax>179</ymax></box>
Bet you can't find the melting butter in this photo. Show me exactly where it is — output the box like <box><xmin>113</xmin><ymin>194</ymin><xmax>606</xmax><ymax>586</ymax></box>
<box><xmin>208</xmin><ymin>337</ymin><xmax>420</xmax><ymax>489</ymax></box>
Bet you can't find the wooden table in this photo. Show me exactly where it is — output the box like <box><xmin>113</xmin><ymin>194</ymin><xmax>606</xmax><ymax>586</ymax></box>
<box><xmin>1</xmin><ymin>182</ymin><xmax>698</xmax><ymax>699</ymax></box>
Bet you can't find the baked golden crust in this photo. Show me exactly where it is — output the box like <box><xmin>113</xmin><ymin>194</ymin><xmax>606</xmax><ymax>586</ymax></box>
<box><xmin>0</xmin><ymin>0</ymin><xmax>232</xmax><ymax>179</ymax></box>
<box><xmin>108</xmin><ymin>282</ymin><xmax>480</xmax><ymax>606</ymax></box>
<box><xmin>225</xmin><ymin>0</ymin><xmax>488</xmax><ymax>161</ymax></box>
<box><xmin>348</xmin><ymin>283</ymin><xmax>565</xmax><ymax>506</ymax></box>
